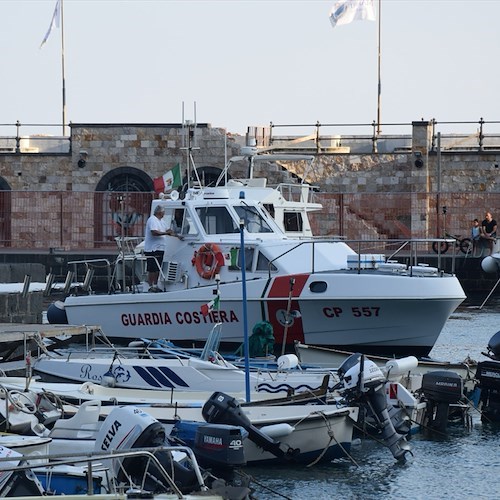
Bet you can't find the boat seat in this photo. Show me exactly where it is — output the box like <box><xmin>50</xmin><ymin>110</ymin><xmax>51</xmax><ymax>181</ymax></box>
<box><xmin>49</xmin><ymin>400</ymin><xmax>102</xmax><ymax>440</ymax></box>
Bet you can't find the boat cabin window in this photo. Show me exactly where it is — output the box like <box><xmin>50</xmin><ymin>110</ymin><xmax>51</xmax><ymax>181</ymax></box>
<box><xmin>263</xmin><ymin>204</ymin><xmax>275</xmax><ymax>218</ymax></box>
<box><xmin>196</xmin><ymin>207</ymin><xmax>239</xmax><ymax>235</ymax></box>
<box><xmin>228</xmin><ymin>247</ymin><xmax>254</xmax><ymax>271</ymax></box>
<box><xmin>234</xmin><ymin>206</ymin><xmax>273</xmax><ymax>234</ymax></box>
<box><xmin>165</xmin><ymin>208</ymin><xmax>197</xmax><ymax>236</ymax></box>
<box><xmin>255</xmin><ymin>251</ymin><xmax>278</xmax><ymax>272</ymax></box>
<box><xmin>310</xmin><ymin>281</ymin><xmax>327</xmax><ymax>293</ymax></box>
<box><xmin>283</xmin><ymin>212</ymin><xmax>303</xmax><ymax>233</ymax></box>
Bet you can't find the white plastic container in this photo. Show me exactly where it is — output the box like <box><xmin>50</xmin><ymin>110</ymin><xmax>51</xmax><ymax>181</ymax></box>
<box><xmin>347</xmin><ymin>254</ymin><xmax>385</xmax><ymax>270</ymax></box>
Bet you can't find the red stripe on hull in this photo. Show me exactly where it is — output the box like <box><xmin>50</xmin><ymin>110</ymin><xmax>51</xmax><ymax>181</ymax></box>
<box><xmin>265</xmin><ymin>274</ymin><xmax>309</xmax><ymax>346</ymax></box>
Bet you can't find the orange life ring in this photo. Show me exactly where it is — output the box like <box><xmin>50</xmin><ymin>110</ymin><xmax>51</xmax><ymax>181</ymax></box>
<box><xmin>194</xmin><ymin>243</ymin><xmax>224</xmax><ymax>280</ymax></box>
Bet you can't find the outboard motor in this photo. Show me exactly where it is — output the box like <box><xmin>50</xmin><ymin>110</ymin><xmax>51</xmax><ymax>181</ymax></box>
<box><xmin>337</xmin><ymin>353</ymin><xmax>412</xmax><ymax>461</ymax></box>
<box><xmin>484</xmin><ymin>330</ymin><xmax>500</xmax><ymax>361</ymax></box>
<box><xmin>0</xmin><ymin>446</ymin><xmax>44</xmax><ymax>497</ymax></box>
<box><xmin>475</xmin><ymin>360</ymin><xmax>500</xmax><ymax>422</ymax></box>
<box><xmin>94</xmin><ymin>406</ymin><xmax>200</xmax><ymax>494</ymax></box>
<box><xmin>421</xmin><ymin>370</ymin><xmax>464</xmax><ymax>432</ymax></box>
<box><xmin>202</xmin><ymin>392</ymin><xmax>298</xmax><ymax>460</ymax></box>
<box><xmin>171</xmin><ymin>421</ymin><xmax>247</xmax><ymax>481</ymax></box>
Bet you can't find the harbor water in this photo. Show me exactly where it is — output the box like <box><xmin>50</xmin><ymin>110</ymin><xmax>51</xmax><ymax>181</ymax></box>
<box><xmin>249</xmin><ymin>297</ymin><xmax>500</xmax><ymax>499</ymax></box>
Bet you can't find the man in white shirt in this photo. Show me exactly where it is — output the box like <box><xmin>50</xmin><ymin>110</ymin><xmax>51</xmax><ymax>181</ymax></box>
<box><xmin>144</xmin><ymin>206</ymin><xmax>170</xmax><ymax>291</ymax></box>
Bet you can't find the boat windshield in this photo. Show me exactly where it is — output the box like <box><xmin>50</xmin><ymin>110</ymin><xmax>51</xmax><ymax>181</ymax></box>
<box><xmin>234</xmin><ymin>206</ymin><xmax>273</xmax><ymax>234</ymax></box>
<box><xmin>195</xmin><ymin>206</ymin><xmax>239</xmax><ymax>235</ymax></box>
<box><xmin>164</xmin><ymin>208</ymin><xmax>197</xmax><ymax>236</ymax></box>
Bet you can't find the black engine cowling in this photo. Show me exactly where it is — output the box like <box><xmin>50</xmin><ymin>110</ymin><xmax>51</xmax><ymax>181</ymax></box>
<box><xmin>476</xmin><ymin>360</ymin><xmax>500</xmax><ymax>422</ymax></box>
<box><xmin>171</xmin><ymin>421</ymin><xmax>247</xmax><ymax>473</ymax></box>
<box><xmin>202</xmin><ymin>392</ymin><xmax>297</xmax><ymax>460</ymax></box>
<box><xmin>486</xmin><ymin>331</ymin><xmax>500</xmax><ymax>360</ymax></box>
<box><xmin>421</xmin><ymin>371</ymin><xmax>463</xmax><ymax>432</ymax></box>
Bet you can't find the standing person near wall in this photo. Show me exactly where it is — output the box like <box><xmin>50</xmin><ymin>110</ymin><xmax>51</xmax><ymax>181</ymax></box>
<box><xmin>471</xmin><ymin>218</ymin><xmax>482</xmax><ymax>256</ymax></box>
<box><xmin>480</xmin><ymin>212</ymin><xmax>498</xmax><ymax>256</ymax></box>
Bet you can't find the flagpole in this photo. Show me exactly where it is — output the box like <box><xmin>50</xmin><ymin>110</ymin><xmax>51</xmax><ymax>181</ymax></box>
<box><xmin>376</xmin><ymin>0</ymin><xmax>381</xmax><ymax>135</ymax></box>
<box><xmin>60</xmin><ymin>0</ymin><xmax>67</xmax><ymax>136</ymax></box>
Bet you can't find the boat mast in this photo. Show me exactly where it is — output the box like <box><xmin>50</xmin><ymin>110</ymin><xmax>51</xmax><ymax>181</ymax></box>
<box><xmin>181</xmin><ymin>102</ymin><xmax>200</xmax><ymax>189</ymax></box>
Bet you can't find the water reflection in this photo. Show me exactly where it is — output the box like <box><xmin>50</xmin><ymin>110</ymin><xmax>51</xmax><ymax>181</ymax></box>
<box><xmin>251</xmin><ymin>306</ymin><xmax>500</xmax><ymax>499</ymax></box>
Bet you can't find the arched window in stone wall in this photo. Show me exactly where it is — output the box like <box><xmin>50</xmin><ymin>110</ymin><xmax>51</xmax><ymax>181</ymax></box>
<box><xmin>94</xmin><ymin>167</ymin><xmax>154</xmax><ymax>246</ymax></box>
<box><xmin>0</xmin><ymin>178</ymin><xmax>11</xmax><ymax>247</ymax></box>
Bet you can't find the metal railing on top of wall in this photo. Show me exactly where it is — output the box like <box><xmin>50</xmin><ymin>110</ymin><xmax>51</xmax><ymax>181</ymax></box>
<box><xmin>1</xmin><ymin>119</ymin><xmax>500</xmax><ymax>155</ymax></box>
<box><xmin>0</xmin><ymin>121</ymin><xmax>71</xmax><ymax>154</ymax></box>
<box><xmin>247</xmin><ymin>118</ymin><xmax>500</xmax><ymax>154</ymax></box>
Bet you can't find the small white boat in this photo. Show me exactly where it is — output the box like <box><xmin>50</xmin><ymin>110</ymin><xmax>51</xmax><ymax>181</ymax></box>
<box><xmin>32</xmin><ymin>323</ymin><xmax>338</xmax><ymax>394</ymax></box>
<box><xmin>294</xmin><ymin>342</ymin><xmax>477</xmax><ymax>381</ymax></box>
<box><xmin>54</xmin><ymin>397</ymin><xmax>359</xmax><ymax>466</ymax></box>
<box><xmin>32</xmin><ymin>349</ymin><xmax>336</xmax><ymax>393</ymax></box>
<box><xmin>0</xmin><ymin>376</ymin><xmax>359</xmax><ymax>467</ymax></box>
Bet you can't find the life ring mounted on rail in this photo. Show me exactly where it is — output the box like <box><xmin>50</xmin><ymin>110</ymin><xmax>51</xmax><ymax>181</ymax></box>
<box><xmin>193</xmin><ymin>243</ymin><xmax>224</xmax><ymax>280</ymax></box>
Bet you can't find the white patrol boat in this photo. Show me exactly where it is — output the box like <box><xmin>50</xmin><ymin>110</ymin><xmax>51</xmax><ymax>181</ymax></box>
<box><xmin>47</xmin><ymin>153</ymin><xmax>466</xmax><ymax>357</ymax></box>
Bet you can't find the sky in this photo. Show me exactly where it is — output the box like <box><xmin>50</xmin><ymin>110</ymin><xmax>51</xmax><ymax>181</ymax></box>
<box><xmin>1</xmin><ymin>0</ymin><xmax>500</xmax><ymax>137</ymax></box>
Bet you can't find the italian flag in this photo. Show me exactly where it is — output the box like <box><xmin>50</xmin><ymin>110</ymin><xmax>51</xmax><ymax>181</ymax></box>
<box><xmin>200</xmin><ymin>295</ymin><xmax>220</xmax><ymax>317</ymax></box>
<box><xmin>153</xmin><ymin>164</ymin><xmax>182</xmax><ymax>193</ymax></box>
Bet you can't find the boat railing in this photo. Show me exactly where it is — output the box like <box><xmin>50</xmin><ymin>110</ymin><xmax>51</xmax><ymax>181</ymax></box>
<box><xmin>0</xmin><ymin>446</ymin><xmax>209</xmax><ymax>497</ymax></box>
<box><xmin>274</xmin><ymin>182</ymin><xmax>321</xmax><ymax>205</ymax></box>
<box><xmin>67</xmin><ymin>258</ymin><xmax>113</xmax><ymax>293</ymax></box>
<box><xmin>267</xmin><ymin>237</ymin><xmax>459</xmax><ymax>278</ymax></box>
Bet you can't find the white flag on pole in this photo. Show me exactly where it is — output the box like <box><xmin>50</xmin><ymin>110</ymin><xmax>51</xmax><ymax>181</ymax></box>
<box><xmin>40</xmin><ymin>0</ymin><xmax>61</xmax><ymax>48</ymax></box>
<box><xmin>329</xmin><ymin>0</ymin><xmax>375</xmax><ymax>28</ymax></box>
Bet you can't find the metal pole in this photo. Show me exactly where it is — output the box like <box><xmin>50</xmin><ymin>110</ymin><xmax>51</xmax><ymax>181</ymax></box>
<box><xmin>437</xmin><ymin>132</ymin><xmax>441</xmax><ymax>193</ymax></box>
<box><xmin>376</xmin><ymin>0</ymin><xmax>382</xmax><ymax>135</ymax></box>
<box><xmin>61</xmin><ymin>0</ymin><xmax>67</xmax><ymax>135</ymax></box>
<box><xmin>239</xmin><ymin>201</ymin><xmax>250</xmax><ymax>403</ymax></box>
<box><xmin>120</xmin><ymin>196</ymin><xmax>126</xmax><ymax>292</ymax></box>
<box><xmin>280</xmin><ymin>278</ymin><xmax>295</xmax><ymax>357</ymax></box>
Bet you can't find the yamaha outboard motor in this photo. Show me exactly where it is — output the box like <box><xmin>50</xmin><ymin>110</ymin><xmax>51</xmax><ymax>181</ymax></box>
<box><xmin>94</xmin><ymin>406</ymin><xmax>200</xmax><ymax>494</ymax></box>
<box><xmin>202</xmin><ymin>392</ymin><xmax>298</xmax><ymax>460</ymax></box>
<box><xmin>421</xmin><ymin>370</ymin><xmax>464</xmax><ymax>432</ymax></box>
<box><xmin>171</xmin><ymin>421</ymin><xmax>247</xmax><ymax>479</ymax></box>
<box><xmin>337</xmin><ymin>353</ymin><xmax>412</xmax><ymax>461</ymax></box>
<box><xmin>476</xmin><ymin>361</ymin><xmax>500</xmax><ymax>423</ymax></box>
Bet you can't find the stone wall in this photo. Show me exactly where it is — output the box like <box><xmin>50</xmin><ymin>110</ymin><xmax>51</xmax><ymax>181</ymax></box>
<box><xmin>0</xmin><ymin>121</ymin><xmax>498</xmax><ymax>194</ymax></box>
<box><xmin>0</xmin><ymin>124</ymin><xmax>242</xmax><ymax>192</ymax></box>
<box><xmin>0</xmin><ymin>121</ymin><xmax>498</xmax><ymax>246</ymax></box>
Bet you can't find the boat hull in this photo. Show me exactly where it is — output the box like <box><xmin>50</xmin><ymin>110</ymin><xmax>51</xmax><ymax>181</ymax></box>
<box><xmin>32</xmin><ymin>355</ymin><xmax>335</xmax><ymax>392</ymax></box>
<box><xmin>58</xmin><ymin>403</ymin><xmax>359</xmax><ymax>465</ymax></box>
<box><xmin>62</xmin><ymin>272</ymin><xmax>465</xmax><ymax>357</ymax></box>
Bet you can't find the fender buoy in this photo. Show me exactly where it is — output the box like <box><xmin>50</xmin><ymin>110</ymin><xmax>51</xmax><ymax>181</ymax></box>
<box><xmin>194</xmin><ymin>243</ymin><xmax>224</xmax><ymax>279</ymax></box>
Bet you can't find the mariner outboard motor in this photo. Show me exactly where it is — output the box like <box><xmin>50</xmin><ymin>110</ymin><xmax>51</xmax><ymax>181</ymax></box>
<box><xmin>420</xmin><ymin>370</ymin><xmax>464</xmax><ymax>432</ymax></box>
<box><xmin>337</xmin><ymin>353</ymin><xmax>412</xmax><ymax>461</ymax></box>
<box><xmin>475</xmin><ymin>360</ymin><xmax>500</xmax><ymax>423</ymax></box>
<box><xmin>202</xmin><ymin>392</ymin><xmax>299</xmax><ymax>460</ymax></box>
<box><xmin>94</xmin><ymin>406</ymin><xmax>200</xmax><ymax>494</ymax></box>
